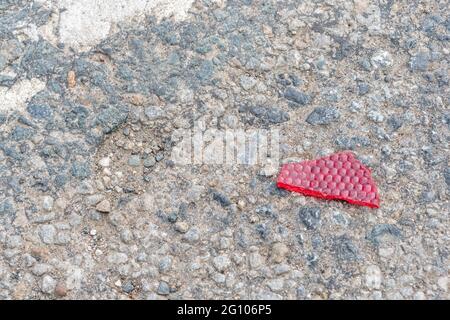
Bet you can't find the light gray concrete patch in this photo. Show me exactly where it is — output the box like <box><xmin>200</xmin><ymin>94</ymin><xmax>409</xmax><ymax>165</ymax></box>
<box><xmin>57</xmin><ymin>0</ymin><xmax>195</xmax><ymax>50</ymax></box>
<box><xmin>0</xmin><ymin>78</ymin><xmax>46</xmax><ymax>113</ymax></box>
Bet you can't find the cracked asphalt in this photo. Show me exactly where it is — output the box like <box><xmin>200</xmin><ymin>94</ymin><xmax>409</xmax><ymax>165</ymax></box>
<box><xmin>0</xmin><ymin>0</ymin><xmax>449</xmax><ymax>300</ymax></box>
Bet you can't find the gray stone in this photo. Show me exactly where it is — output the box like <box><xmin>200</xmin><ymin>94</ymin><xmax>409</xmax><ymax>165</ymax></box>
<box><xmin>371</xmin><ymin>50</ymin><xmax>393</xmax><ymax>69</ymax></box>
<box><xmin>41</xmin><ymin>275</ymin><xmax>57</xmax><ymax>294</ymax></box>
<box><xmin>284</xmin><ymin>87</ymin><xmax>311</xmax><ymax>106</ymax></box>
<box><xmin>239</xmin><ymin>104</ymin><xmax>289</xmax><ymax>125</ymax></box>
<box><xmin>387</xmin><ymin>116</ymin><xmax>403</xmax><ymax>131</ymax></box>
<box><xmin>409</xmin><ymin>52</ymin><xmax>430</xmax><ymax>72</ymax></box>
<box><xmin>211</xmin><ymin>272</ymin><xmax>226</xmax><ymax>284</ymax></box>
<box><xmin>365</xmin><ymin>265</ymin><xmax>382</xmax><ymax>289</ymax></box>
<box><xmin>39</xmin><ymin>225</ymin><xmax>56</xmax><ymax>244</ymax></box>
<box><xmin>212</xmin><ymin>255</ymin><xmax>231</xmax><ymax>272</ymax></box>
<box><xmin>367</xmin><ymin>109</ymin><xmax>385</xmax><ymax>123</ymax></box>
<box><xmin>128</xmin><ymin>155</ymin><xmax>141</xmax><ymax>167</ymax></box>
<box><xmin>265</xmin><ymin>108</ymin><xmax>290</xmax><ymax>124</ymax></box>
<box><xmin>55</xmin><ymin>232</ymin><xmax>71</xmax><ymax>245</ymax></box>
<box><xmin>357</xmin><ymin>82</ymin><xmax>370</xmax><ymax>95</ymax></box>
<box><xmin>5</xmin><ymin>235</ymin><xmax>22</xmax><ymax>248</ymax></box>
<box><xmin>71</xmin><ymin>162</ymin><xmax>91</xmax><ymax>180</ymax></box>
<box><xmin>298</xmin><ymin>207</ymin><xmax>321</xmax><ymax>230</ymax></box>
<box><xmin>335</xmin><ymin>135</ymin><xmax>371</xmax><ymax>150</ymax></box>
<box><xmin>367</xmin><ymin>224</ymin><xmax>402</xmax><ymax>245</ymax></box>
<box><xmin>296</xmin><ymin>286</ymin><xmax>306</xmax><ymax>299</ymax></box>
<box><xmin>144</xmin><ymin>106</ymin><xmax>165</xmax><ymax>120</ymax></box>
<box><xmin>120</xmin><ymin>229</ymin><xmax>133</xmax><ymax>244</ymax></box>
<box><xmin>267</xmin><ymin>278</ymin><xmax>284</xmax><ymax>292</ymax></box>
<box><xmin>332</xmin><ymin>211</ymin><xmax>349</xmax><ymax>227</ymax></box>
<box><xmin>212</xmin><ymin>190</ymin><xmax>232</xmax><ymax>207</ymax></box>
<box><xmin>360</xmin><ymin>59</ymin><xmax>372</xmax><ymax>71</ymax></box>
<box><xmin>42</xmin><ymin>196</ymin><xmax>54</xmax><ymax>211</ymax></box>
<box><xmin>159</xmin><ymin>256</ymin><xmax>172</xmax><ymax>273</ymax></box>
<box><xmin>96</xmin><ymin>106</ymin><xmax>128</xmax><ymax>134</ymax></box>
<box><xmin>273</xmin><ymin>264</ymin><xmax>291</xmax><ymax>275</ymax></box>
<box><xmin>349</xmin><ymin>101</ymin><xmax>362</xmax><ymax>113</ymax></box>
<box><xmin>183</xmin><ymin>228</ymin><xmax>200</xmax><ymax>243</ymax></box>
<box><xmin>10</xmin><ymin>126</ymin><xmax>34</xmax><ymax>141</ymax></box>
<box><xmin>32</xmin><ymin>263</ymin><xmax>53</xmax><ymax>276</ymax></box>
<box><xmin>143</xmin><ymin>156</ymin><xmax>156</xmax><ymax>168</ymax></box>
<box><xmin>122</xmin><ymin>281</ymin><xmax>135</xmax><ymax>294</ymax></box>
<box><xmin>196</xmin><ymin>59</ymin><xmax>214</xmax><ymax>81</ymax></box>
<box><xmin>334</xmin><ymin>235</ymin><xmax>359</xmax><ymax>261</ymax></box>
<box><xmin>249</xmin><ymin>252</ymin><xmax>265</xmax><ymax>269</ymax></box>
<box><xmin>155</xmin><ymin>152</ymin><xmax>164</xmax><ymax>162</ymax></box>
<box><xmin>27</xmin><ymin>103</ymin><xmax>53</xmax><ymax>120</ymax></box>
<box><xmin>174</xmin><ymin>221</ymin><xmax>189</xmax><ymax>233</ymax></box>
<box><xmin>306</xmin><ymin>107</ymin><xmax>340</xmax><ymax>125</ymax></box>
<box><xmin>107</xmin><ymin>252</ymin><xmax>128</xmax><ymax>265</ymax></box>
<box><xmin>157</xmin><ymin>281</ymin><xmax>170</xmax><ymax>295</ymax></box>
<box><xmin>444</xmin><ymin>168</ymin><xmax>450</xmax><ymax>188</ymax></box>
<box><xmin>86</xmin><ymin>194</ymin><xmax>104</xmax><ymax>206</ymax></box>
<box><xmin>255</xmin><ymin>205</ymin><xmax>276</xmax><ymax>218</ymax></box>
<box><xmin>255</xmin><ymin>224</ymin><xmax>269</xmax><ymax>240</ymax></box>
<box><xmin>239</xmin><ymin>75</ymin><xmax>257</xmax><ymax>90</ymax></box>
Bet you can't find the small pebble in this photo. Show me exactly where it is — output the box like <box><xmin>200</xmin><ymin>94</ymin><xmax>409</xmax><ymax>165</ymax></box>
<box><xmin>174</xmin><ymin>221</ymin><xmax>189</xmax><ymax>233</ymax></box>
<box><xmin>157</xmin><ymin>281</ymin><xmax>170</xmax><ymax>295</ymax></box>
<box><xmin>128</xmin><ymin>155</ymin><xmax>141</xmax><ymax>167</ymax></box>
<box><xmin>96</xmin><ymin>199</ymin><xmax>111</xmax><ymax>213</ymax></box>
<box><xmin>55</xmin><ymin>283</ymin><xmax>68</xmax><ymax>297</ymax></box>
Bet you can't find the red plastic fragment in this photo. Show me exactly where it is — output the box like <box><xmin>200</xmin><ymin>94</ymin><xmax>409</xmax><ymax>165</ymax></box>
<box><xmin>277</xmin><ymin>151</ymin><xmax>380</xmax><ymax>208</ymax></box>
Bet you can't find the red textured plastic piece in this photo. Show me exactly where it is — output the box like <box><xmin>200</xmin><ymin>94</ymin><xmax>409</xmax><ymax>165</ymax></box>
<box><xmin>277</xmin><ymin>151</ymin><xmax>380</xmax><ymax>208</ymax></box>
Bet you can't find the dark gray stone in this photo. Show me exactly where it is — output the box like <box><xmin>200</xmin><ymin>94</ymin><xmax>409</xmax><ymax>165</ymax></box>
<box><xmin>298</xmin><ymin>207</ymin><xmax>321</xmax><ymax>230</ymax></box>
<box><xmin>419</xmin><ymin>190</ymin><xmax>436</xmax><ymax>203</ymax></box>
<box><xmin>167</xmin><ymin>212</ymin><xmax>178</xmax><ymax>223</ymax></box>
<box><xmin>409</xmin><ymin>52</ymin><xmax>430</xmax><ymax>72</ymax></box>
<box><xmin>357</xmin><ymin>82</ymin><xmax>370</xmax><ymax>95</ymax></box>
<box><xmin>20</xmin><ymin>39</ymin><xmax>61</xmax><ymax>78</ymax></box>
<box><xmin>196</xmin><ymin>59</ymin><xmax>214</xmax><ymax>82</ymax></box>
<box><xmin>10</xmin><ymin>126</ymin><xmax>34</xmax><ymax>141</ymax></box>
<box><xmin>444</xmin><ymin>167</ymin><xmax>450</xmax><ymax>188</ymax></box>
<box><xmin>96</xmin><ymin>106</ymin><xmax>128</xmax><ymax>134</ymax></box>
<box><xmin>265</xmin><ymin>107</ymin><xmax>290</xmax><ymax>124</ymax></box>
<box><xmin>0</xmin><ymin>74</ymin><xmax>16</xmax><ymax>87</ymax></box>
<box><xmin>0</xmin><ymin>198</ymin><xmax>15</xmax><ymax>220</ymax></box>
<box><xmin>0</xmin><ymin>114</ymin><xmax>6</xmax><ymax>125</ymax></box>
<box><xmin>284</xmin><ymin>87</ymin><xmax>311</xmax><ymax>106</ymax></box>
<box><xmin>128</xmin><ymin>155</ymin><xmax>140</xmax><ymax>167</ymax></box>
<box><xmin>367</xmin><ymin>224</ymin><xmax>402</xmax><ymax>245</ymax></box>
<box><xmin>157</xmin><ymin>281</ymin><xmax>170</xmax><ymax>295</ymax></box>
<box><xmin>267</xmin><ymin>182</ymin><xmax>288</xmax><ymax>197</ymax></box>
<box><xmin>143</xmin><ymin>156</ymin><xmax>156</xmax><ymax>168</ymax></box>
<box><xmin>360</xmin><ymin>59</ymin><xmax>372</xmax><ymax>71</ymax></box>
<box><xmin>335</xmin><ymin>136</ymin><xmax>371</xmax><ymax>150</ymax></box>
<box><xmin>256</xmin><ymin>205</ymin><xmax>277</xmax><ymax>218</ymax></box>
<box><xmin>333</xmin><ymin>235</ymin><xmax>359</xmax><ymax>261</ymax></box>
<box><xmin>239</xmin><ymin>104</ymin><xmax>289</xmax><ymax>125</ymax></box>
<box><xmin>306</xmin><ymin>252</ymin><xmax>318</xmax><ymax>268</ymax></box>
<box><xmin>306</xmin><ymin>107</ymin><xmax>340</xmax><ymax>125</ymax></box>
<box><xmin>255</xmin><ymin>223</ymin><xmax>269</xmax><ymax>240</ymax></box>
<box><xmin>387</xmin><ymin>115</ymin><xmax>403</xmax><ymax>131</ymax></box>
<box><xmin>155</xmin><ymin>152</ymin><xmax>164</xmax><ymax>162</ymax></box>
<box><xmin>65</xmin><ymin>105</ymin><xmax>89</xmax><ymax>130</ymax></box>
<box><xmin>71</xmin><ymin>161</ymin><xmax>91</xmax><ymax>180</ymax></box>
<box><xmin>144</xmin><ymin>106</ymin><xmax>165</xmax><ymax>120</ymax></box>
<box><xmin>27</xmin><ymin>103</ymin><xmax>53</xmax><ymax>120</ymax></box>
<box><xmin>121</xmin><ymin>281</ymin><xmax>135</xmax><ymax>294</ymax></box>
<box><xmin>212</xmin><ymin>190</ymin><xmax>232</xmax><ymax>207</ymax></box>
